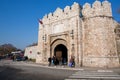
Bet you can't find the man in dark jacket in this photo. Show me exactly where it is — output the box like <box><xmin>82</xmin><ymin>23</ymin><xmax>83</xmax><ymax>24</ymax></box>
<box><xmin>48</xmin><ymin>57</ymin><xmax>52</xmax><ymax>66</ymax></box>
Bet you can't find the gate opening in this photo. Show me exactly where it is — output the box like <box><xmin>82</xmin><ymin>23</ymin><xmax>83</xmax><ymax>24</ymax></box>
<box><xmin>54</xmin><ymin>44</ymin><xmax>68</xmax><ymax>65</ymax></box>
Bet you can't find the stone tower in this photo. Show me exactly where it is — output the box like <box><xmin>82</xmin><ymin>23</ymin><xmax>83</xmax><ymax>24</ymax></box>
<box><xmin>32</xmin><ymin>0</ymin><xmax>120</xmax><ymax>67</ymax></box>
<box><xmin>82</xmin><ymin>0</ymin><xmax>119</xmax><ymax>67</ymax></box>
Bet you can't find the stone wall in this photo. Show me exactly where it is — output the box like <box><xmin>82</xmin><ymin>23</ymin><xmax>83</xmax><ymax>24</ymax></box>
<box><xmin>36</xmin><ymin>0</ymin><xmax>120</xmax><ymax>67</ymax></box>
<box><xmin>24</xmin><ymin>46</ymin><xmax>38</xmax><ymax>59</ymax></box>
<box><xmin>82</xmin><ymin>0</ymin><xmax>112</xmax><ymax>18</ymax></box>
<box><xmin>114</xmin><ymin>21</ymin><xmax>120</xmax><ymax>64</ymax></box>
<box><xmin>82</xmin><ymin>0</ymin><xmax>119</xmax><ymax>67</ymax></box>
<box><xmin>37</xmin><ymin>2</ymin><xmax>82</xmax><ymax>64</ymax></box>
<box><xmin>41</xmin><ymin>2</ymin><xmax>81</xmax><ymax>25</ymax></box>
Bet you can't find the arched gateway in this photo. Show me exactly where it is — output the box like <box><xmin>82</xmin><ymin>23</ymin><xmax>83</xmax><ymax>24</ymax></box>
<box><xmin>51</xmin><ymin>39</ymin><xmax>68</xmax><ymax>64</ymax></box>
<box><xmin>34</xmin><ymin>1</ymin><xmax>120</xmax><ymax>68</ymax></box>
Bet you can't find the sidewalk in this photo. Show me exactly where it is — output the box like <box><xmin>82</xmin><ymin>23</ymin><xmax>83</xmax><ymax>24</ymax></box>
<box><xmin>21</xmin><ymin>61</ymin><xmax>84</xmax><ymax>71</ymax></box>
<box><xmin>1</xmin><ymin>60</ymin><xmax>120</xmax><ymax>72</ymax></box>
<box><xmin>21</xmin><ymin>61</ymin><xmax>120</xmax><ymax>73</ymax></box>
<box><xmin>17</xmin><ymin>61</ymin><xmax>120</xmax><ymax>80</ymax></box>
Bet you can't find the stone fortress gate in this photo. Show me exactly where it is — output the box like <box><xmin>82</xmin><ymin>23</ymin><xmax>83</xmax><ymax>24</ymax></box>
<box><xmin>25</xmin><ymin>0</ymin><xmax>120</xmax><ymax>68</ymax></box>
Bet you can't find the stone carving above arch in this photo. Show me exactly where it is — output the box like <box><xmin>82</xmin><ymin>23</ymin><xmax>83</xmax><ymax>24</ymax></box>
<box><xmin>51</xmin><ymin>39</ymin><xmax>67</xmax><ymax>47</ymax></box>
<box><xmin>51</xmin><ymin>34</ymin><xmax>67</xmax><ymax>43</ymax></box>
<box><xmin>52</xmin><ymin>23</ymin><xmax>65</xmax><ymax>34</ymax></box>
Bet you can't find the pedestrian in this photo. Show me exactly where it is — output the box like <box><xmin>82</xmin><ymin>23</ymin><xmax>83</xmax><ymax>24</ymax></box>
<box><xmin>51</xmin><ymin>56</ymin><xmax>55</xmax><ymax>65</ymax></box>
<box><xmin>55</xmin><ymin>58</ymin><xmax>59</xmax><ymax>65</ymax></box>
<box><xmin>72</xmin><ymin>58</ymin><xmax>75</xmax><ymax>67</ymax></box>
<box><xmin>48</xmin><ymin>57</ymin><xmax>51</xmax><ymax>66</ymax></box>
<box><xmin>69</xmin><ymin>56</ymin><xmax>75</xmax><ymax>67</ymax></box>
<box><xmin>69</xmin><ymin>58</ymin><xmax>72</xmax><ymax>67</ymax></box>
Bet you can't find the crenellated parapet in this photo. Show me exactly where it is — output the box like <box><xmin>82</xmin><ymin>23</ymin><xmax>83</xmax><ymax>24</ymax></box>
<box><xmin>82</xmin><ymin>3</ymin><xmax>92</xmax><ymax>18</ymax></box>
<box><xmin>82</xmin><ymin>0</ymin><xmax>112</xmax><ymax>19</ymax></box>
<box><xmin>102</xmin><ymin>0</ymin><xmax>112</xmax><ymax>17</ymax></box>
<box><xmin>42</xmin><ymin>2</ymin><xmax>81</xmax><ymax>25</ymax></box>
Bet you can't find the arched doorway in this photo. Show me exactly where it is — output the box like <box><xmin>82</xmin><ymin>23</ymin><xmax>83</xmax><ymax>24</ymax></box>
<box><xmin>54</xmin><ymin>44</ymin><xmax>68</xmax><ymax>65</ymax></box>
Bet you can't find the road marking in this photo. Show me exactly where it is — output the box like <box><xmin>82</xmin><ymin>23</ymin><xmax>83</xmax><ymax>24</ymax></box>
<box><xmin>97</xmin><ymin>69</ymin><xmax>113</xmax><ymax>72</ymax></box>
<box><xmin>69</xmin><ymin>76</ymin><xmax>120</xmax><ymax>79</ymax></box>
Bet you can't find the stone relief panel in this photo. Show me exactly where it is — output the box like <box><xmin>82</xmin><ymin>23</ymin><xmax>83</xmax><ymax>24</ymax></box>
<box><xmin>52</xmin><ymin>24</ymin><xmax>66</xmax><ymax>34</ymax></box>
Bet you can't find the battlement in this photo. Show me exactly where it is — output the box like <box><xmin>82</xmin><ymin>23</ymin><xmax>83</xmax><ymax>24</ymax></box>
<box><xmin>42</xmin><ymin>2</ymin><xmax>81</xmax><ymax>24</ymax></box>
<box><xmin>41</xmin><ymin>0</ymin><xmax>112</xmax><ymax>25</ymax></box>
<box><xmin>82</xmin><ymin>0</ymin><xmax>112</xmax><ymax>18</ymax></box>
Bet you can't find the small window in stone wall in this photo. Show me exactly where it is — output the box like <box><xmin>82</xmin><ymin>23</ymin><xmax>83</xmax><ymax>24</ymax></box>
<box><xmin>115</xmin><ymin>28</ymin><xmax>120</xmax><ymax>40</ymax></box>
<box><xmin>37</xmin><ymin>52</ymin><xmax>41</xmax><ymax>55</ymax></box>
<box><xmin>116</xmin><ymin>28</ymin><xmax>120</xmax><ymax>37</ymax></box>
<box><xmin>115</xmin><ymin>24</ymin><xmax>120</xmax><ymax>33</ymax></box>
<box><xmin>117</xmin><ymin>29</ymin><xmax>120</xmax><ymax>32</ymax></box>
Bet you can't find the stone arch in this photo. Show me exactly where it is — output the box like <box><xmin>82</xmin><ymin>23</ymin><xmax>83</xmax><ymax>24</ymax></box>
<box><xmin>50</xmin><ymin>39</ymin><xmax>68</xmax><ymax>64</ymax></box>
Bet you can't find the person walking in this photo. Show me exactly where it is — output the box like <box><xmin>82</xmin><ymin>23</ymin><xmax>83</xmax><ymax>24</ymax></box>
<box><xmin>69</xmin><ymin>56</ymin><xmax>75</xmax><ymax>67</ymax></box>
<box><xmin>48</xmin><ymin>57</ymin><xmax>52</xmax><ymax>66</ymax></box>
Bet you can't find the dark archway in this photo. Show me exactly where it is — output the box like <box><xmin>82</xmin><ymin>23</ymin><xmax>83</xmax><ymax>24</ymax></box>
<box><xmin>54</xmin><ymin>44</ymin><xmax>68</xmax><ymax>65</ymax></box>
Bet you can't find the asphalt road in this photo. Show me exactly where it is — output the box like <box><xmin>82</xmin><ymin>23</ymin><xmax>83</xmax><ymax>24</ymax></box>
<box><xmin>1</xmin><ymin>60</ymin><xmax>120</xmax><ymax>80</ymax></box>
<box><xmin>0</xmin><ymin>60</ymin><xmax>76</xmax><ymax>80</ymax></box>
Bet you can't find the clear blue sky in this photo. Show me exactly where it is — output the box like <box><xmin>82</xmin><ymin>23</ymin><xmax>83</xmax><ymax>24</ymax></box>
<box><xmin>0</xmin><ymin>0</ymin><xmax>120</xmax><ymax>50</ymax></box>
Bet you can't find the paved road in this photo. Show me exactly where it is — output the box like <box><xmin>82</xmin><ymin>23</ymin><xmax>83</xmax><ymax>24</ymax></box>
<box><xmin>0</xmin><ymin>60</ymin><xmax>120</xmax><ymax>80</ymax></box>
<box><xmin>0</xmin><ymin>60</ymin><xmax>76</xmax><ymax>80</ymax></box>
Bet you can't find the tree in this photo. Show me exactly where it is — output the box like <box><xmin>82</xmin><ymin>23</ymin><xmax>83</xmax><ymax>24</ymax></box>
<box><xmin>0</xmin><ymin>43</ymin><xmax>18</xmax><ymax>56</ymax></box>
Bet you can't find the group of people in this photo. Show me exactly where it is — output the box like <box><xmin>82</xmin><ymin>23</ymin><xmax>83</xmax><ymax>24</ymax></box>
<box><xmin>48</xmin><ymin>56</ymin><xmax>65</xmax><ymax>66</ymax></box>
<box><xmin>48</xmin><ymin>56</ymin><xmax>75</xmax><ymax>67</ymax></box>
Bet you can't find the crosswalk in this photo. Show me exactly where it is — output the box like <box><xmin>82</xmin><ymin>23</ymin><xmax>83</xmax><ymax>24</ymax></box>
<box><xmin>65</xmin><ymin>69</ymin><xmax>120</xmax><ymax>80</ymax></box>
